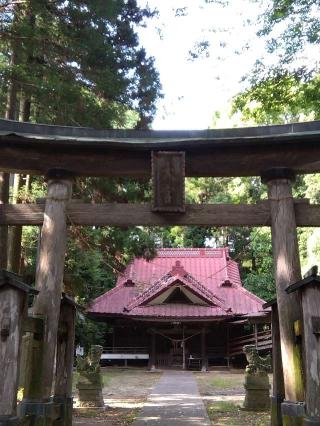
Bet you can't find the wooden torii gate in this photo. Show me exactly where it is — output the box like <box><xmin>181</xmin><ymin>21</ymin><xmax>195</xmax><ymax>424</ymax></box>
<box><xmin>1</xmin><ymin>118</ymin><xmax>320</xmax><ymax>425</ymax></box>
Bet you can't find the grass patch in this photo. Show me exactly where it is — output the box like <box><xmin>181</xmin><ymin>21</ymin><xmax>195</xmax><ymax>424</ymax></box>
<box><xmin>123</xmin><ymin>410</ymin><xmax>139</xmax><ymax>425</ymax></box>
<box><xmin>73</xmin><ymin>409</ymin><xmax>102</xmax><ymax>418</ymax></box>
<box><xmin>209</xmin><ymin>375</ymin><xmax>243</xmax><ymax>389</ymax></box>
<box><xmin>208</xmin><ymin>401</ymin><xmax>239</xmax><ymax>413</ymax></box>
<box><xmin>207</xmin><ymin>401</ymin><xmax>270</xmax><ymax>426</ymax></box>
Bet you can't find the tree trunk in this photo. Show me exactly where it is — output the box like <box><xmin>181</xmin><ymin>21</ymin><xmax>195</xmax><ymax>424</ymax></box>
<box><xmin>5</xmin><ymin>48</ymin><xmax>19</xmax><ymax>121</ymax></box>
<box><xmin>5</xmin><ymin>8</ymin><xmax>19</xmax><ymax>122</ymax></box>
<box><xmin>0</xmin><ymin>173</ymin><xmax>9</xmax><ymax>269</ymax></box>
<box><xmin>8</xmin><ymin>87</ymin><xmax>32</xmax><ymax>273</ymax></box>
<box><xmin>20</xmin><ymin>97</ymin><xmax>31</xmax><ymax>122</ymax></box>
<box><xmin>2</xmin><ymin>4</ymin><xmax>21</xmax><ymax>269</ymax></box>
<box><xmin>8</xmin><ymin>173</ymin><xmax>22</xmax><ymax>273</ymax></box>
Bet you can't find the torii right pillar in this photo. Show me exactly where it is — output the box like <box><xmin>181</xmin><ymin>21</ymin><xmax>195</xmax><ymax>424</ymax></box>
<box><xmin>262</xmin><ymin>169</ymin><xmax>305</xmax><ymax>426</ymax></box>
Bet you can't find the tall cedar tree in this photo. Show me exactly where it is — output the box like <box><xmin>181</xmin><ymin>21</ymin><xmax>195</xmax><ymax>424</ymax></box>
<box><xmin>0</xmin><ymin>0</ymin><xmax>161</xmax><ymax>127</ymax></box>
<box><xmin>0</xmin><ymin>0</ymin><xmax>162</xmax><ymax>274</ymax></box>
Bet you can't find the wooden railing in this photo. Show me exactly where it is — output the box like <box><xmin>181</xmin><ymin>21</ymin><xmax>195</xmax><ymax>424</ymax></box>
<box><xmin>156</xmin><ymin>354</ymin><xmax>170</xmax><ymax>368</ymax></box>
<box><xmin>229</xmin><ymin>330</ymin><xmax>272</xmax><ymax>357</ymax></box>
<box><xmin>103</xmin><ymin>346</ymin><xmax>148</xmax><ymax>354</ymax></box>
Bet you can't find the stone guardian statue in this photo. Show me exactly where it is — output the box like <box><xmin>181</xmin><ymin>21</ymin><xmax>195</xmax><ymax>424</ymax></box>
<box><xmin>242</xmin><ymin>344</ymin><xmax>271</xmax><ymax>411</ymax></box>
<box><xmin>76</xmin><ymin>345</ymin><xmax>104</xmax><ymax>407</ymax></box>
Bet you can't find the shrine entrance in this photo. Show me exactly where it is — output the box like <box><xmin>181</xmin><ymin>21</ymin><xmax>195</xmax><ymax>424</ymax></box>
<box><xmin>1</xmin><ymin>118</ymin><xmax>320</xmax><ymax>425</ymax></box>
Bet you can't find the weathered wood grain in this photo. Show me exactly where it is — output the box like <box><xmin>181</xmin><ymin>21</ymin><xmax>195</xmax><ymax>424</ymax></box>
<box><xmin>0</xmin><ymin>286</ymin><xmax>26</xmax><ymax>416</ymax></box>
<box><xmin>300</xmin><ymin>283</ymin><xmax>320</xmax><ymax>420</ymax></box>
<box><xmin>30</xmin><ymin>177</ymin><xmax>72</xmax><ymax>400</ymax></box>
<box><xmin>55</xmin><ymin>299</ymin><xmax>76</xmax><ymax>399</ymax></box>
<box><xmin>271</xmin><ymin>303</ymin><xmax>285</xmax><ymax>426</ymax></box>
<box><xmin>1</xmin><ymin>139</ymin><xmax>320</xmax><ymax>177</ymax></box>
<box><xmin>267</xmin><ymin>177</ymin><xmax>304</xmax><ymax>403</ymax></box>
<box><xmin>152</xmin><ymin>151</ymin><xmax>185</xmax><ymax>212</ymax></box>
<box><xmin>1</xmin><ymin>201</ymin><xmax>320</xmax><ymax>226</ymax></box>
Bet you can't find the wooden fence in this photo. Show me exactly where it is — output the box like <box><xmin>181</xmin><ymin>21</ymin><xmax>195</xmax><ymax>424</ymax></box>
<box><xmin>103</xmin><ymin>346</ymin><xmax>148</xmax><ymax>354</ymax></box>
<box><xmin>229</xmin><ymin>329</ymin><xmax>272</xmax><ymax>357</ymax></box>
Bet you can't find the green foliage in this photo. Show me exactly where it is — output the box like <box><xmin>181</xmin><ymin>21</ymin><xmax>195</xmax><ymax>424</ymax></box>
<box><xmin>75</xmin><ymin>316</ymin><xmax>106</xmax><ymax>352</ymax></box>
<box><xmin>231</xmin><ymin>0</ymin><xmax>320</xmax><ymax>290</ymax></box>
<box><xmin>259</xmin><ymin>1</ymin><xmax>320</xmax><ymax>58</ymax></box>
<box><xmin>0</xmin><ymin>0</ymin><xmax>162</xmax><ymax>127</ymax></box>
<box><xmin>233</xmin><ymin>1</ymin><xmax>320</xmax><ymax>124</ymax></box>
<box><xmin>209</xmin><ymin>375</ymin><xmax>244</xmax><ymax>389</ymax></box>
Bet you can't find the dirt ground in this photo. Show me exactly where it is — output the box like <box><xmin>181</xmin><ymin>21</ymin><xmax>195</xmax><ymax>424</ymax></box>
<box><xmin>73</xmin><ymin>368</ymin><xmax>272</xmax><ymax>426</ymax></box>
<box><xmin>73</xmin><ymin>368</ymin><xmax>161</xmax><ymax>425</ymax></box>
<box><xmin>193</xmin><ymin>370</ymin><xmax>271</xmax><ymax>426</ymax></box>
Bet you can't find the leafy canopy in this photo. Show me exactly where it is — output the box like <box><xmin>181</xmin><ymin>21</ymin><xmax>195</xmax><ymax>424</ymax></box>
<box><xmin>233</xmin><ymin>0</ymin><xmax>320</xmax><ymax>124</ymax></box>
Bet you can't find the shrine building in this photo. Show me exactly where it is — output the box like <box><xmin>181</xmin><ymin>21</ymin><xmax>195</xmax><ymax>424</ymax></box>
<box><xmin>88</xmin><ymin>247</ymin><xmax>271</xmax><ymax>370</ymax></box>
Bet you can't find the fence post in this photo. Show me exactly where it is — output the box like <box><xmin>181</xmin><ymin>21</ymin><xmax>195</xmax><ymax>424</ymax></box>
<box><xmin>286</xmin><ymin>268</ymin><xmax>320</xmax><ymax>425</ymax></box>
<box><xmin>263</xmin><ymin>298</ymin><xmax>285</xmax><ymax>426</ymax></box>
<box><xmin>201</xmin><ymin>327</ymin><xmax>208</xmax><ymax>372</ymax></box>
<box><xmin>149</xmin><ymin>331</ymin><xmax>156</xmax><ymax>370</ymax></box>
<box><xmin>0</xmin><ymin>270</ymin><xmax>37</xmax><ymax>426</ymax></box>
<box><xmin>53</xmin><ymin>295</ymin><xmax>76</xmax><ymax>426</ymax></box>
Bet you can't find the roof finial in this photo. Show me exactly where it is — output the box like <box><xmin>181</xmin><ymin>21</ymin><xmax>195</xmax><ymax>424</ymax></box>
<box><xmin>170</xmin><ymin>260</ymin><xmax>186</xmax><ymax>276</ymax></box>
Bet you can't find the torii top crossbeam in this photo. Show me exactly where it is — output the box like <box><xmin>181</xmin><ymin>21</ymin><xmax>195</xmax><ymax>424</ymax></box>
<box><xmin>1</xmin><ymin>118</ymin><xmax>320</xmax><ymax>177</ymax></box>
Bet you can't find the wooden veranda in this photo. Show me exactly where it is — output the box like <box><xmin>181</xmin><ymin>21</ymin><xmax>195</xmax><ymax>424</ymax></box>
<box><xmin>1</xmin><ymin>118</ymin><xmax>320</xmax><ymax>425</ymax></box>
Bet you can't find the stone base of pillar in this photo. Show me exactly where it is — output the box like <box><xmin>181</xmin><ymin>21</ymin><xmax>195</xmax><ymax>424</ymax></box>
<box><xmin>243</xmin><ymin>375</ymin><xmax>270</xmax><ymax>411</ymax></box>
<box><xmin>281</xmin><ymin>400</ymin><xmax>305</xmax><ymax>426</ymax></box>
<box><xmin>52</xmin><ymin>396</ymin><xmax>73</xmax><ymax>426</ymax></box>
<box><xmin>0</xmin><ymin>416</ymin><xmax>19</xmax><ymax>426</ymax></box>
<box><xmin>271</xmin><ymin>395</ymin><xmax>284</xmax><ymax>426</ymax></box>
<box><xmin>303</xmin><ymin>416</ymin><xmax>320</xmax><ymax>426</ymax></box>
<box><xmin>18</xmin><ymin>400</ymin><xmax>62</xmax><ymax>422</ymax></box>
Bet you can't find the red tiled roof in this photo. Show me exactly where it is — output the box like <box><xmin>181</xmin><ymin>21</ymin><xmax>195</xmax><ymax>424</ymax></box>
<box><xmin>88</xmin><ymin>248</ymin><xmax>267</xmax><ymax>319</ymax></box>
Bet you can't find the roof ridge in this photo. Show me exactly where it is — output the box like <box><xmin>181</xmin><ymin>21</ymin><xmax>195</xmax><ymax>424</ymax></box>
<box><xmin>125</xmin><ymin>269</ymin><xmax>228</xmax><ymax>312</ymax></box>
<box><xmin>235</xmin><ymin>285</ymin><xmax>266</xmax><ymax>305</ymax></box>
<box><xmin>226</xmin><ymin>260</ymin><xmax>241</xmax><ymax>286</ymax></box>
<box><xmin>89</xmin><ymin>285</ymin><xmax>122</xmax><ymax>306</ymax></box>
<box><xmin>124</xmin><ymin>272</ymin><xmax>172</xmax><ymax>311</ymax></box>
<box><xmin>155</xmin><ymin>247</ymin><xmax>229</xmax><ymax>258</ymax></box>
<box><xmin>184</xmin><ymin>272</ymin><xmax>225</xmax><ymax>305</ymax></box>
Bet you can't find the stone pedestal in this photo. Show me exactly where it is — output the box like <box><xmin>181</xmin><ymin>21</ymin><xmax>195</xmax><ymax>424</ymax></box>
<box><xmin>243</xmin><ymin>374</ymin><xmax>270</xmax><ymax>411</ymax></box>
<box><xmin>77</xmin><ymin>372</ymin><xmax>104</xmax><ymax>408</ymax></box>
<box><xmin>281</xmin><ymin>400</ymin><xmax>305</xmax><ymax>426</ymax></box>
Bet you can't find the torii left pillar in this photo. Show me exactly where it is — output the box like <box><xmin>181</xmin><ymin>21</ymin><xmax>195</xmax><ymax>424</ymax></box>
<box><xmin>21</xmin><ymin>170</ymin><xmax>73</xmax><ymax>423</ymax></box>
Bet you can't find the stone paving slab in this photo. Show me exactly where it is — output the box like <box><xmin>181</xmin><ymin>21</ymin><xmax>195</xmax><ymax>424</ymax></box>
<box><xmin>132</xmin><ymin>371</ymin><xmax>211</xmax><ymax>425</ymax></box>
